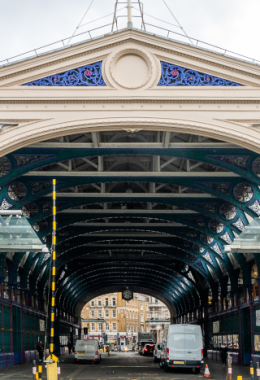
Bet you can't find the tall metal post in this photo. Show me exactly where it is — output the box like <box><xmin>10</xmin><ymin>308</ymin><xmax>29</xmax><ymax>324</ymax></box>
<box><xmin>45</xmin><ymin>178</ymin><xmax>58</xmax><ymax>380</ymax></box>
<box><xmin>50</xmin><ymin>179</ymin><xmax>56</xmax><ymax>356</ymax></box>
<box><xmin>127</xmin><ymin>0</ymin><xmax>133</xmax><ymax>28</ymax></box>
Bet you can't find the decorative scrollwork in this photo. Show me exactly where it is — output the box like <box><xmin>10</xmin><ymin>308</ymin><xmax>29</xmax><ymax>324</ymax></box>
<box><xmin>232</xmin><ymin>218</ymin><xmax>245</xmax><ymax>231</ymax></box>
<box><xmin>7</xmin><ymin>182</ymin><xmax>27</xmax><ymax>201</ymax></box>
<box><xmin>24</xmin><ymin>62</ymin><xmax>106</xmax><ymax>87</ymax></box>
<box><xmin>22</xmin><ymin>202</ymin><xmax>39</xmax><ymax>218</ymax></box>
<box><xmin>186</xmin><ymin>253</ymin><xmax>197</xmax><ymax>262</ymax></box>
<box><xmin>220</xmin><ymin>203</ymin><xmax>237</xmax><ymax>220</ymax></box>
<box><xmin>0</xmin><ymin>198</ymin><xmax>12</xmax><ymax>210</ymax></box>
<box><xmin>248</xmin><ymin>199</ymin><xmax>260</xmax><ymax>216</ymax></box>
<box><xmin>207</xmin><ymin>155</ymin><xmax>249</xmax><ymax>170</ymax></box>
<box><xmin>220</xmin><ymin>232</ymin><xmax>233</xmax><ymax>245</ymax></box>
<box><xmin>41</xmin><ymin>253</ymin><xmax>51</xmax><ymax>265</ymax></box>
<box><xmin>33</xmin><ymin>220</ymin><xmax>48</xmax><ymax>232</ymax></box>
<box><xmin>211</xmin><ymin>243</ymin><xmax>225</xmax><ymax>259</ymax></box>
<box><xmin>12</xmin><ymin>154</ymin><xmax>54</xmax><ymax>169</ymax></box>
<box><xmin>29</xmin><ymin>181</ymin><xmax>53</xmax><ymax>194</ymax></box>
<box><xmin>188</xmin><ymin>271</ymin><xmax>195</xmax><ymax>282</ymax></box>
<box><xmin>0</xmin><ymin>157</ymin><xmax>11</xmax><ymax>177</ymax></box>
<box><xmin>234</xmin><ymin>183</ymin><xmax>254</xmax><ymax>203</ymax></box>
<box><xmin>203</xmin><ymin>252</ymin><xmax>215</xmax><ymax>267</ymax></box>
<box><xmin>158</xmin><ymin>62</ymin><xmax>241</xmax><ymax>86</ymax></box>
<box><xmin>200</xmin><ymin>233</ymin><xmax>214</xmax><ymax>245</ymax></box>
<box><xmin>252</xmin><ymin>157</ymin><xmax>260</xmax><ymax>177</ymax></box>
<box><xmin>216</xmin><ymin>258</ymin><xmax>228</xmax><ymax>275</ymax></box>
<box><xmin>209</xmin><ymin>219</ymin><xmax>224</xmax><ymax>234</ymax></box>
<box><xmin>196</xmin><ymin>261</ymin><xmax>206</xmax><ymax>274</ymax></box>
<box><xmin>193</xmin><ymin>244</ymin><xmax>205</xmax><ymax>254</ymax></box>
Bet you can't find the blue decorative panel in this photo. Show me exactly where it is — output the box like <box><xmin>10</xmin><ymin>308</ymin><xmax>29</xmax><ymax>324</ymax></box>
<box><xmin>24</xmin><ymin>62</ymin><xmax>106</xmax><ymax>87</ymax></box>
<box><xmin>158</xmin><ymin>62</ymin><xmax>241</xmax><ymax>86</ymax></box>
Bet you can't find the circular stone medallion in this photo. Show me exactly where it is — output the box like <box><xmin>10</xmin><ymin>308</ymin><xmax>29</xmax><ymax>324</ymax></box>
<box><xmin>111</xmin><ymin>50</ymin><xmax>151</xmax><ymax>89</ymax></box>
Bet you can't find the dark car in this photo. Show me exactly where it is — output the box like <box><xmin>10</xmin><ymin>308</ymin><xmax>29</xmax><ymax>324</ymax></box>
<box><xmin>142</xmin><ymin>343</ymin><xmax>155</xmax><ymax>356</ymax></box>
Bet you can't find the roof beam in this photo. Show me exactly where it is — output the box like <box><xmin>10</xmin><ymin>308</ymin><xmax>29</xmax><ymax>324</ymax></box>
<box><xmin>59</xmin><ymin>209</ymin><xmax>197</xmax><ymax>214</ymax></box>
<box><xmin>43</xmin><ymin>193</ymin><xmax>216</xmax><ymax>199</ymax></box>
<box><xmin>24</xmin><ymin>171</ymin><xmax>239</xmax><ymax>178</ymax></box>
<box><xmin>29</xmin><ymin>142</ymin><xmax>239</xmax><ymax>149</ymax></box>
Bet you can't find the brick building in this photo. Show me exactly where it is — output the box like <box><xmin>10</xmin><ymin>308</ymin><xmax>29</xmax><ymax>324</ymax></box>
<box><xmin>81</xmin><ymin>293</ymin><xmax>149</xmax><ymax>345</ymax></box>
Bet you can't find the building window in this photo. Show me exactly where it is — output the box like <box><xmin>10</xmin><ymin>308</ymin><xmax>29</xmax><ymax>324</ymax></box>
<box><xmin>126</xmin><ymin>310</ymin><xmax>128</xmax><ymax>318</ymax></box>
<box><xmin>91</xmin><ymin>310</ymin><xmax>95</xmax><ymax>318</ymax></box>
<box><xmin>112</xmin><ymin>298</ymin><xmax>116</xmax><ymax>306</ymax></box>
<box><xmin>155</xmin><ymin>298</ymin><xmax>158</xmax><ymax>304</ymax></box>
<box><xmin>91</xmin><ymin>323</ymin><xmax>95</xmax><ymax>331</ymax></box>
<box><xmin>105</xmin><ymin>297</ymin><xmax>109</xmax><ymax>307</ymax></box>
<box><xmin>136</xmin><ymin>312</ymin><xmax>138</xmax><ymax>319</ymax></box>
<box><xmin>105</xmin><ymin>310</ymin><xmax>109</xmax><ymax>318</ymax></box>
<box><xmin>98</xmin><ymin>298</ymin><xmax>102</xmax><ymax>306</ymax></box>
<box><xmin>98</xmin><ymin>310</ymin><xmax>102</xmax><ymax>318</ymax></box>
<box><xmin>141</xmin><ymin>314</ymin><xmax>144</xmax><ymax>322</ymax></box>
<box><xmin>98</xmin><ymin>323</ymin><xmax>102</xmax><ymax>331</ymax></box>
<box><xmin>132</xmin><ymin>324</ymin><xmax>135</xmax><ymax>332</ymax></box>
<box><xmin>113</xmin><ymin>323</ymin><xmax>117</xmax><ymax>331</ymax></box>
<box><xmin>146</xmin><ymin>305</ymin><xmax>148</xmax><ymax>311</ymax></box>
<box><xmin>113</xmin><ymin>310</ymin><xmax>116</xmax><ymax>318</ymax></box>
<box><xmin>91</xmin><ymin>300</ymin><xmax>95</xmax><ymax>306</ymax></box>
<box><xmin>140</xmin><ymin>304</ymin><xmax>143</xmax><ymax>310</ymax></box>
<box><xmin>106</xmin><ymin>323</ymin><xmax>109</xmax><ymax>331</ymax></box>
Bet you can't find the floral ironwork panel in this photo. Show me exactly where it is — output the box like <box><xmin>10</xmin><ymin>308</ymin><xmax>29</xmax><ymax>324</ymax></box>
<box><xmin>12</xmin><ymin>154</ymin><xmax>55</xmax><ymax>169</ymax></box>
<box><xmin>248</xmin><ymin>199</ymin><xmax>260</xmax><ymax>216</ymax></box>
<box><xmin>234</xmin><ymin>183</ymin><xmax>254</xmax><ymax>203</ymax></box>
<box><xmin>158</xmin><ymin>62</ymin><xmax>241</xmax><ymax>86</ymax></box>
<box><xmin>207</xmin><ymin>155</ymin><xmax>250</xmax><ymax>170</ymax></box>
<box><xmin>24</xmin><ymin>61</ymin><xmax>106</xmax><ymax>87</ymax></box>
<box><xmin>0</xmin><ymin>157</ymin><xmax>11</xmax><ymax>177</ymax></box>
<box><xmin>209</xmin><ymin>219</ymin><xmax>224</xmax><ymax>234</ymax></box>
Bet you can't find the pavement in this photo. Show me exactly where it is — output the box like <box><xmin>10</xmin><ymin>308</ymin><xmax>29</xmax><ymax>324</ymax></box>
<box><xmin>0</xmin><ymin>351</ymin><xmax>253</xmax><ymax>379</ymax></box>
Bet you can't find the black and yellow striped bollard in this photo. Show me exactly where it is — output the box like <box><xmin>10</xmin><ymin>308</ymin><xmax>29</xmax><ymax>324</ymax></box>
<box><xmin>38</xmin><ymin>364</ymin><xmax>42</xmax><ymax>380</ymax></box>
<box><xmin>250</xmin><ymin>361</ymin><xmax>255</xmax><ymax>379</ymax></box>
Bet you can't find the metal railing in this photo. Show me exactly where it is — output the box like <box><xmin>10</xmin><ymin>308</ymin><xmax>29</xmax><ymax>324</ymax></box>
<box><xmin>1</xmin><ymin>22</ymin><xmax>260</xmax><ymax>68</ymax></box>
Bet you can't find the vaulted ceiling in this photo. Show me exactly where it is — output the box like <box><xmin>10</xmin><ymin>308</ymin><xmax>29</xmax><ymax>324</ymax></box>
<box><xmin>1</xmin><ymin>129</ymin><xmax>259</xmax><ymax>317</ymax></box>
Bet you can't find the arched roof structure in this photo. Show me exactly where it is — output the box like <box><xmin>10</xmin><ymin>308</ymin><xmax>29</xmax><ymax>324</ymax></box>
<box><xmin>0</xmin><ymin>28</ymin><xmax>260</xmax><ymax>320</ymax></box>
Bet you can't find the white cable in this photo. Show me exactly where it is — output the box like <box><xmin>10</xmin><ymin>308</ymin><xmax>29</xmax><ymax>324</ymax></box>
<box><xmin>162</xmin><ymin>0</ymin><xmax>194</xmax><ymax>45</ymax></box>
<box><xmin>67</xmin><ymin>0</ymin><xmax>95</xmax><ymax>46</ymax></box>
<box><xmin>79</xmin><ymin>7</ymin><xmax>126</xmax><ymax>29</ymax></box>
<box><xmin>131</xmin><ymin>6</ymin><xmax>179</xmax><ymax>29</ymax></box>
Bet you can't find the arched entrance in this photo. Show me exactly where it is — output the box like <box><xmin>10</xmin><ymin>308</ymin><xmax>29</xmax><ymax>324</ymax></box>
<box><xmin>1</xmin><ymin>27</ymin><xmax>260</xmax><ymax>367</ymax></box>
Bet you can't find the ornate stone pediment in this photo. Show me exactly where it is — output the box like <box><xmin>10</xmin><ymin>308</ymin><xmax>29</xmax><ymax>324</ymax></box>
<box><xmin>0</xmin><ymin>29</ymin><xmax>260</xmax><ymax>88</ymax></box>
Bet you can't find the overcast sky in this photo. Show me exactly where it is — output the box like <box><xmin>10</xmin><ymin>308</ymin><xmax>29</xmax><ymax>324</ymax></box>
<box><xmin>0</xmin><ymin>0</ymin><xmax>259</xmax><ymax>65</ymax></box>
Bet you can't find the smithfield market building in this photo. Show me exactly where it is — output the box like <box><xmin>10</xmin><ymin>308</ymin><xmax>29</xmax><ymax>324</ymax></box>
<box><xmin>1</xmin><ymin>19</ymin><xmax>260</xmax><ymax>368</ymax></box>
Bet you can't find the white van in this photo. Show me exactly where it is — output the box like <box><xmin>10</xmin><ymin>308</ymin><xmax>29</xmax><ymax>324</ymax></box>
<box><xmin>160</xmin><ymin>324</ymin><xmax>203</xmax><ymax>373</ymax></box>
<box><xmin>74</xmin><ymin>339</ymin><xmax>101</xmax><ymax>363</ymax></box>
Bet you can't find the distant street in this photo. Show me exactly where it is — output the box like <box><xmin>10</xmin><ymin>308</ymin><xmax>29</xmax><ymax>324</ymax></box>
<box><xmin>0</xmin><ymin>352</ymin><xmax>253</xmax><ymax>379</ymax></box>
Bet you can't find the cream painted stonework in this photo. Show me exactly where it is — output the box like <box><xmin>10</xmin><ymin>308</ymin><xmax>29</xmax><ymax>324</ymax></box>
<box><xmin>0</xmin><ymin>29</ymin><xmax>260</xmax><ymax>155</ymax></box>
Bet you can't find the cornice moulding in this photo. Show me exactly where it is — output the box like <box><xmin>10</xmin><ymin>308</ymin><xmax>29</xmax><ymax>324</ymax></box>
<box><xmin>1</xmin><ymin>30</ymin><xmax>260</xmax><ymax>87</ymax></box>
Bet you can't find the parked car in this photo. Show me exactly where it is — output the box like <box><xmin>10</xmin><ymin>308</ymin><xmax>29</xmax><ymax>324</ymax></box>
<box><xmin>120</xmin><ymin>345</ymin><xmax>128</xmax><ymax>352</ymax></box>
<box><xmin>142</xmin><ymin>343</ymin><xmax>155</xmax><ymax>356</ymax></box>
<box><xmin>153</xmin><ymin>342</ymin><xmax>162</xmax><ymax>362</ymax></box>
<box><xmin>160</xmin><ymin>324</ymin><xmax>203</xmax><ymax>373</ymax></box>
<box><xmin>74</xmin><ymin>339</ymin><xmax>101</xmax><ymax>363</ymax></box>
